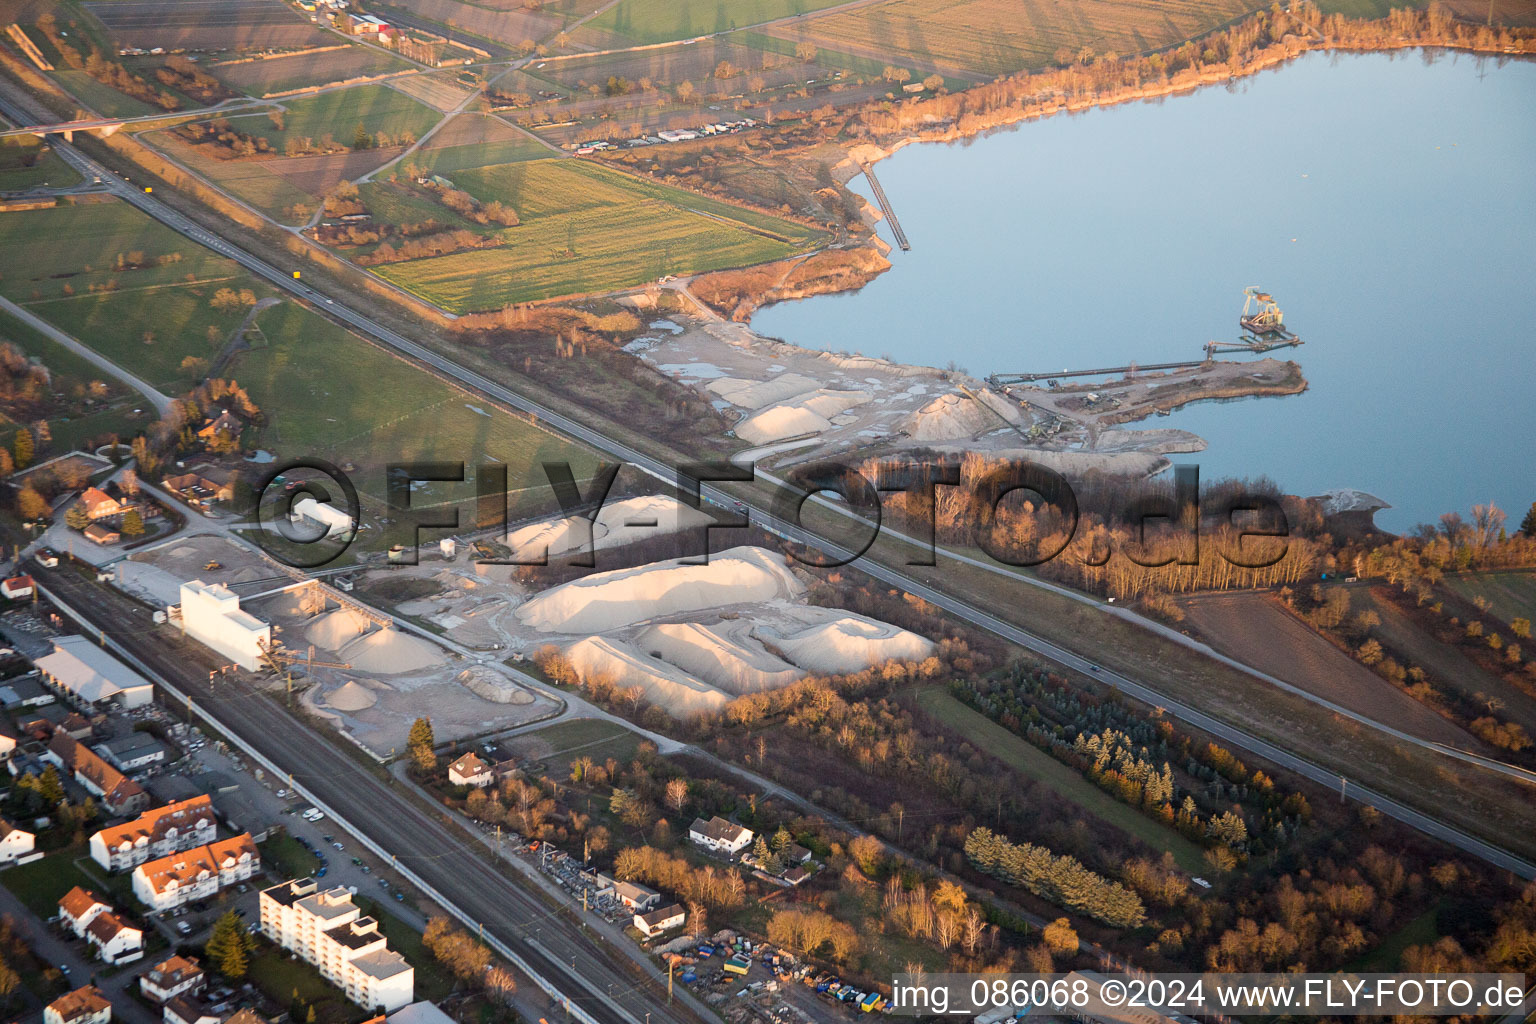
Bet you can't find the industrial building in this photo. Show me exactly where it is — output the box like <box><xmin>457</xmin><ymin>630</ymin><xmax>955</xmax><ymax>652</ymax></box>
<box><xmin>35</xmin><ymin>636</ymin><xmax>154</xmax><ymax>709</ymax></box>
<box><xmin>179</xmin><ymin>580</ymin><xmax>272</xmax><ymax>672</ymax></box>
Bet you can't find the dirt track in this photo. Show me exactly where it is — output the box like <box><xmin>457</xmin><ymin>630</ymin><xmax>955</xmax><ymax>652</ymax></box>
<box><xmin>1180</xmin><ymin>591</ymin><xmax>1477</xmax><ymax>747</ymax></box>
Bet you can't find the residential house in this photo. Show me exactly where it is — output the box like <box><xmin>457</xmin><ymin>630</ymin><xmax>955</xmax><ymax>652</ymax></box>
<box><xmin>1</xmin><ymin>574</ymin><xmax>34</xmax><ymax>600</ymax></box>
<box><xmin>94</xmin><ymin>732</ymin><xmax>170</xmax><ymax>772</ymax></box>
<box><xmin>79</xmin><ymin>488</ymin><xmax>125</xmax><ymax>521</ymax></box>
<box><xmin>446</xmin><ymin>752</ymin><xmax>491</xmax><ymax>788</ymax></box>
<box><xmin>45</xmin><ymin>986</ymin><xmax>112</xmax><ymax>1024</ymax></box>
<box><xmin>37</xmin><ymin>636</ymin><xmax>155</xmax><ymax>709</ymax></box>
<box><xmin>90</xmin><ymin>795</ymin><xmax>217</xmax><ymax>873</ymax></box>
<box><xmin>782</xmin><ymin>843</ymin><xmax>813</xmax><ymax>865</ymax></box>
<box><xmin>162</xmin><ymin>470</ymin><xmax>235</xmax><ymax>509</ymax></box>
<box><xmin>259</xmin><ymin>878</ymin><xmax>414</xmax><ymax>1012</ymax></box>
<box><xmin>131</xmin><ymin>834</ymin><xmax>260</xmax><ymax>912</ymax></box>
<box><xmin>782</xmin><ymin>864</ymin><xmax>813</xmax><ymax>887</ymax></box>
<box><xmin>162</xmin><ymin>996</ymin><xmax>218</xmax><ymax>1024</ymax></box>
<box><xmin>633</xmin><ymin>903</ymin><xmax>685</xmax><ymax>938</ymax></box>
<box><xmin>687</xmin><ymin>816</ymin><xmax>753</xmax><ymax>857</ymax></box>
<box><xmin>196</xmin><ymin>410</ymin><xmax>243</xmax><ymax>446</ymax></box>
<box><xmin>59</xmin><ymin>886</ymin><xmax>111</xmax><ymax>938</ymax></box>
<box><xmin>46</xmin><ymin>733</ymin><xmax>149</xmax><ymax>815</ymax></box>
<box><xmin>0</xmin><ymin>718</ymin><xmax>14</xmax><ymax>759</ymax></box>
<box><xmin>139</xmin><ymin>955</ymin><xmax>206</xmax><ymax>1004</ymax></box>
<box><xmin>83</xmin><ymin>524</ymin><xmax>120</xmax><ymax>546</ymax></box>
<box><xmin>0</xmin><ymin>817</ymin><xmax>35</xmax><ymax>863</ymax></box>
<box><xmin>86</xmin><ymin>911</ymin><xmax>144</xmax><ymax>965</ymax></box>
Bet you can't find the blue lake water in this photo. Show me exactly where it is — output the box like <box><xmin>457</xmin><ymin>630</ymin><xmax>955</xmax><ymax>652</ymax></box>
<box><xmin>752</xmin><ymin>51</ymin><xmax>1536</xmax><ymax>531</ymax></box>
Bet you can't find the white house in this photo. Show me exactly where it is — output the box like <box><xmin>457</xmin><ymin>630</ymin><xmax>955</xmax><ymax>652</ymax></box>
<box><xmin>290</xmin><ymin>497</ymin><xmax>355</xmax><ymax>540</ymax></box>
<box><xmin>633</xmin><ymin>903</ymin><xmax>685</xmax><ymax>938</ymax></box>
<box><xmin>178</xmin><ymin>581</ymin><xmax>272</xmax><ymax>673</ymax></box>
<box><xmin>90</xmin><ymin>796</ymin><xmax>217</xmax><ymax>873</ymax></box>
<box><xmin>0</xmin><ymin>817</ymin><xmax>35</xmax><ymax>864</ymax></box>
<box><xmin>688</xmin><ymin>816</ymin><xmax>753</xmax><ymax>856</ymax></box>
<box><xmin>36</xmin><ymin>636</ymin><xmax>154</xmax><ymax>709</ymax></box>
<box><xmin>140</xmin><ymin>956</ymin><xmax>205</xmax><ymax>1004</ymax></box>
<box><xmin>86</xmin><ymin>911</ymin><xmax>144</xmax><ymax>965</ymax></box>
<box><xmin>1</xmin><ymin>575</ymin><xmax>34</xmax><ymax>600</ymax></box>
<box><xmin>446</xmin><ymin>752</ymin><xmax>492</xmax><ymax>788</ymax></box>
<box><xmin>259</xmin><ymin>879</ymin><xmax>414</xmax><ymax>1012</ymax></box>
<box><xmin>59</xmin><ymin>886</ymin><xmax>111</xmax><ymax>937</ymax></box>
<box><xmin>131</xmin><ymin>835</ymin><xmax>260</xmax><ymax>912</ymax></box>
<box><xmin>45</xmin><ymin>986</ymin><xmax>111</xmax><ymax>1024</ymax></box>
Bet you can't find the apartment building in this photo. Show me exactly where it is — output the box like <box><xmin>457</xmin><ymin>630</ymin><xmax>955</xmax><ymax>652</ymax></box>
<box><xmin>259</xmin><ymin>879</ymin><xmax>414</xmax><ymax>1012</ymax></box>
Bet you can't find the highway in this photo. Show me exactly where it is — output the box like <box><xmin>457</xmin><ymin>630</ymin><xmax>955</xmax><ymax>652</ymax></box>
<box><xmin>30</xmin><ymin>566</ymin><xmax>709</xmax><ymax>1024</ymax></box>
<box><xmin>4</xmin><ymin>83</ymin><xmax>1533</xmax><ymax>882</ymax></box>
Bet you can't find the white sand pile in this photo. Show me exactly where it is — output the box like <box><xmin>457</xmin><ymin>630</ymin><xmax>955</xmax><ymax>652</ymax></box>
<box><xmin>457</xmin><ymin>665</ymin><xmax>535</xmax><ymax>705</ymax></box>
<box><xmin>768</xmin><ymin>614</ymin><xmax>936</xmax><ymax>675</ymax></box>
<box><xmin>307</xmin><ymin>608</ymin><xmax>374</xmax><ymax>650</ymax></box>
<box><xmin>505</xmin><ymin>495</ymin><xmax>713</xmax><ymax>559</ymax></box>
<box><xmin>326</xmin><ymin>679</ymin><xmax>378</xmax><ymax>712</ymax></box>
<box><xmin>735</xmin><ymin>404</ymin><xmax>832</xmax><ymax>444</ymax></box>
<box><xmin>516</xmin><ymin>545</ymin><xmax>802</xmax><ymax>634</ymax></box>
<box><xmin>338</xmin><ymin>627</ymin><xmax>446</xmax><ymax>673</ymax></box>
<box><xmin>638</xmin><ymin>622</ymin><xmax>803</xmax><ymax>695</ymax></box>
<box><xmin>902</xmin><ymin>392</ymin><xmax>1003</xmax><ymax>441</ymax></box>
<box><xmin>799</xmin><ymin>389</ymin><xmax>872</xmax><ymax>418</ymax></box>
<box><xmin>564</xmin><ymin>636</ymin><xmax>730</xmax><ymax>716</ymax></box>
<box><xmin>708</xmin><ymin>372</ymin><xmax>819</xmax><ymax>409</ymax></box>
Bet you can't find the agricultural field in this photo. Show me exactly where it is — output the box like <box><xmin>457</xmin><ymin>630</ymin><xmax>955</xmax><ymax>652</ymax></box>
<box><xmin>372</xmin><ymin>158</ymin><xmax>823</xmax><ymax>309</ymax></box>
<box><xmin>910</xmin><ymin>688</ymin><xmax>1209</xmax><ymax>873</ymax></box>
<box><xmin>0</xmin><ymin>137</ymin><xmax>78</xmax><ymax>191</ymax></box>
<box><xmin>0</xmin><ymin>199</ymin><xmax>277</xmax><ymax>391</ymax></box>
<box><xmin>410</xmin><ymin>113</ymin><xmax>550</xmax><ymax>174</ymax></box>
<box><xmin>387</xmin><ymin>70</ymin><xmax>475</xmax><ymax>112</ymax></box>
<box><xmin>235</xmin><ymin>84</ymin><xmax>442</xmax><ymax>150</ymax></box>
<box><xmin>210</xmin><ymin>45</ymin><xmax>414</xmax><ymax>97</ymax></box>
<box><xmin>376</xmin><ymin>0</ymin><xmax>559</xmax><ymax>46</ymax></box>
<box><xmin>770</xmin><ymin>0</ymin><xmax>1263</xmax><ymax>78</ymax></box>
<box><xmin>580</xmin><ymin>0</ymin><xmax>858</xmax><ymax>46</ymax></box>
<box><xmin>83</xmin><ymin>0</ymin><xmax>332</xmax><ymax>50</ymax></box>
<box><xmin>1350</xmin><ymin>588</ymin><xmax>1536</xmax><ymax>735</ymax></box>
<box><xmin>1445</xmin><ymin>571</ymin><xmax>1536</xmax><ymax>628</ymax></box>
<box><xmin>1179</xmin><ymin>591</ymin><xmax>1476</xmax><ymax>747</ymax></box>
<box><xmin>144</xmin><ymin>129</ymin><xmax>319</xmax><ymax>222</ymax></box>
<box><xmin>231</xmin><ymin>300</ymin><xmax>601</xmax><ymax>509</ymax></box>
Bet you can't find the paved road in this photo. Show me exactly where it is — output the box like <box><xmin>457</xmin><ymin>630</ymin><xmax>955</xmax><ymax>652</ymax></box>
<box><xmin>33</xmin><ymin>566</ymin><xmax>713</xmax><ymax>1024</ymax></box>
<box><xmin>5</xmin><ymin>84</ymin><xmax>1532</xmax><ymax>880</ymax></box>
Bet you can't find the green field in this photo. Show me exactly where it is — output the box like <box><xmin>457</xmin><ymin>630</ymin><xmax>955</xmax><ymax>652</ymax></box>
<box><xmin>0</xmin><ymin>309</ymin><xmax>149</xmax><ymax>450</ymax></box>
<box><xmin>232</xmin><ymin>301</ymin><xmax>600</xmax><ymax>509</ymax></box>
<box><xmin>588</xmin><ymin>0</ymin><xmax>856</xmax><ymax>44</ymax></box>
<box><xmin>0</xmin><ymin>199</ymin><xmax>276</xmax><ymax>389</ymax></box>
<box><xmin>912</xmin><ymin>688</ymin><xmax>1209</xmax><ymax>873</ymax></box>
<box><xmin>414</xmin><ymin>136</ymin><xmax>550</xmax><ymax>175</ymax></box>
<box><xmin>1445</xmin><ymin>571</ymin><xmax>1536</xmax><ymax>628</ymax></box>
<box><xmin>51</xmin><ymin>69</ymin><xmax>159</xmax><ymax>118</ymax></box>
<box><xmin>0</xmin><ymin>137</ymin><xmax>79</xmax><ymax>190</ymax></box>
<box><xmin>238</xmin><ymin>84</ymin><xmax>441</xmax><ymax>150</ymax></box>
<box><xmin>374</xmin><ymin>158</ymin><xmax>822</xmax><ymax>310</ymax></box>
<box><xmin>506</xmin><ymin>717</ymin><xmax>641</xmax><ymax>776</ymax></box>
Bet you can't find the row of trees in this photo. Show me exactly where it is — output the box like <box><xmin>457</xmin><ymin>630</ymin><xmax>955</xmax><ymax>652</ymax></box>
<box><xmin>964</xmin><ymin>827</ymin><xmax>1146</xmax><ymax>928</ymax></box>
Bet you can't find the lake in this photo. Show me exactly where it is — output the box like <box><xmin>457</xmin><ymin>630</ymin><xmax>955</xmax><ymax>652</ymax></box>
<box><xmin>752</xmin><ymin>50</ymin><xmax>1536</xmax><ymax>532</ymax></box>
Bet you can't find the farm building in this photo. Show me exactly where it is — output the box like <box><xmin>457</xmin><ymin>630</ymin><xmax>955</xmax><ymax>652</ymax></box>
<box><xmin>291</xmin><ymin>497</ymin><xmax>355</xmax><ymax>539</ymax></box>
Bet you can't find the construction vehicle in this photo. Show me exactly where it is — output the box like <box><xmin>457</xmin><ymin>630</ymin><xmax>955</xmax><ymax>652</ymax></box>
<box><xmin>203</xmin><ymin>560</ymin><xmax>222</xmax><ymax>571</ymax></box>
<box><xmin>1239</xmin><ymin>286</ymin><xmax>1292</xmax><ymax>338</ymax></box>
